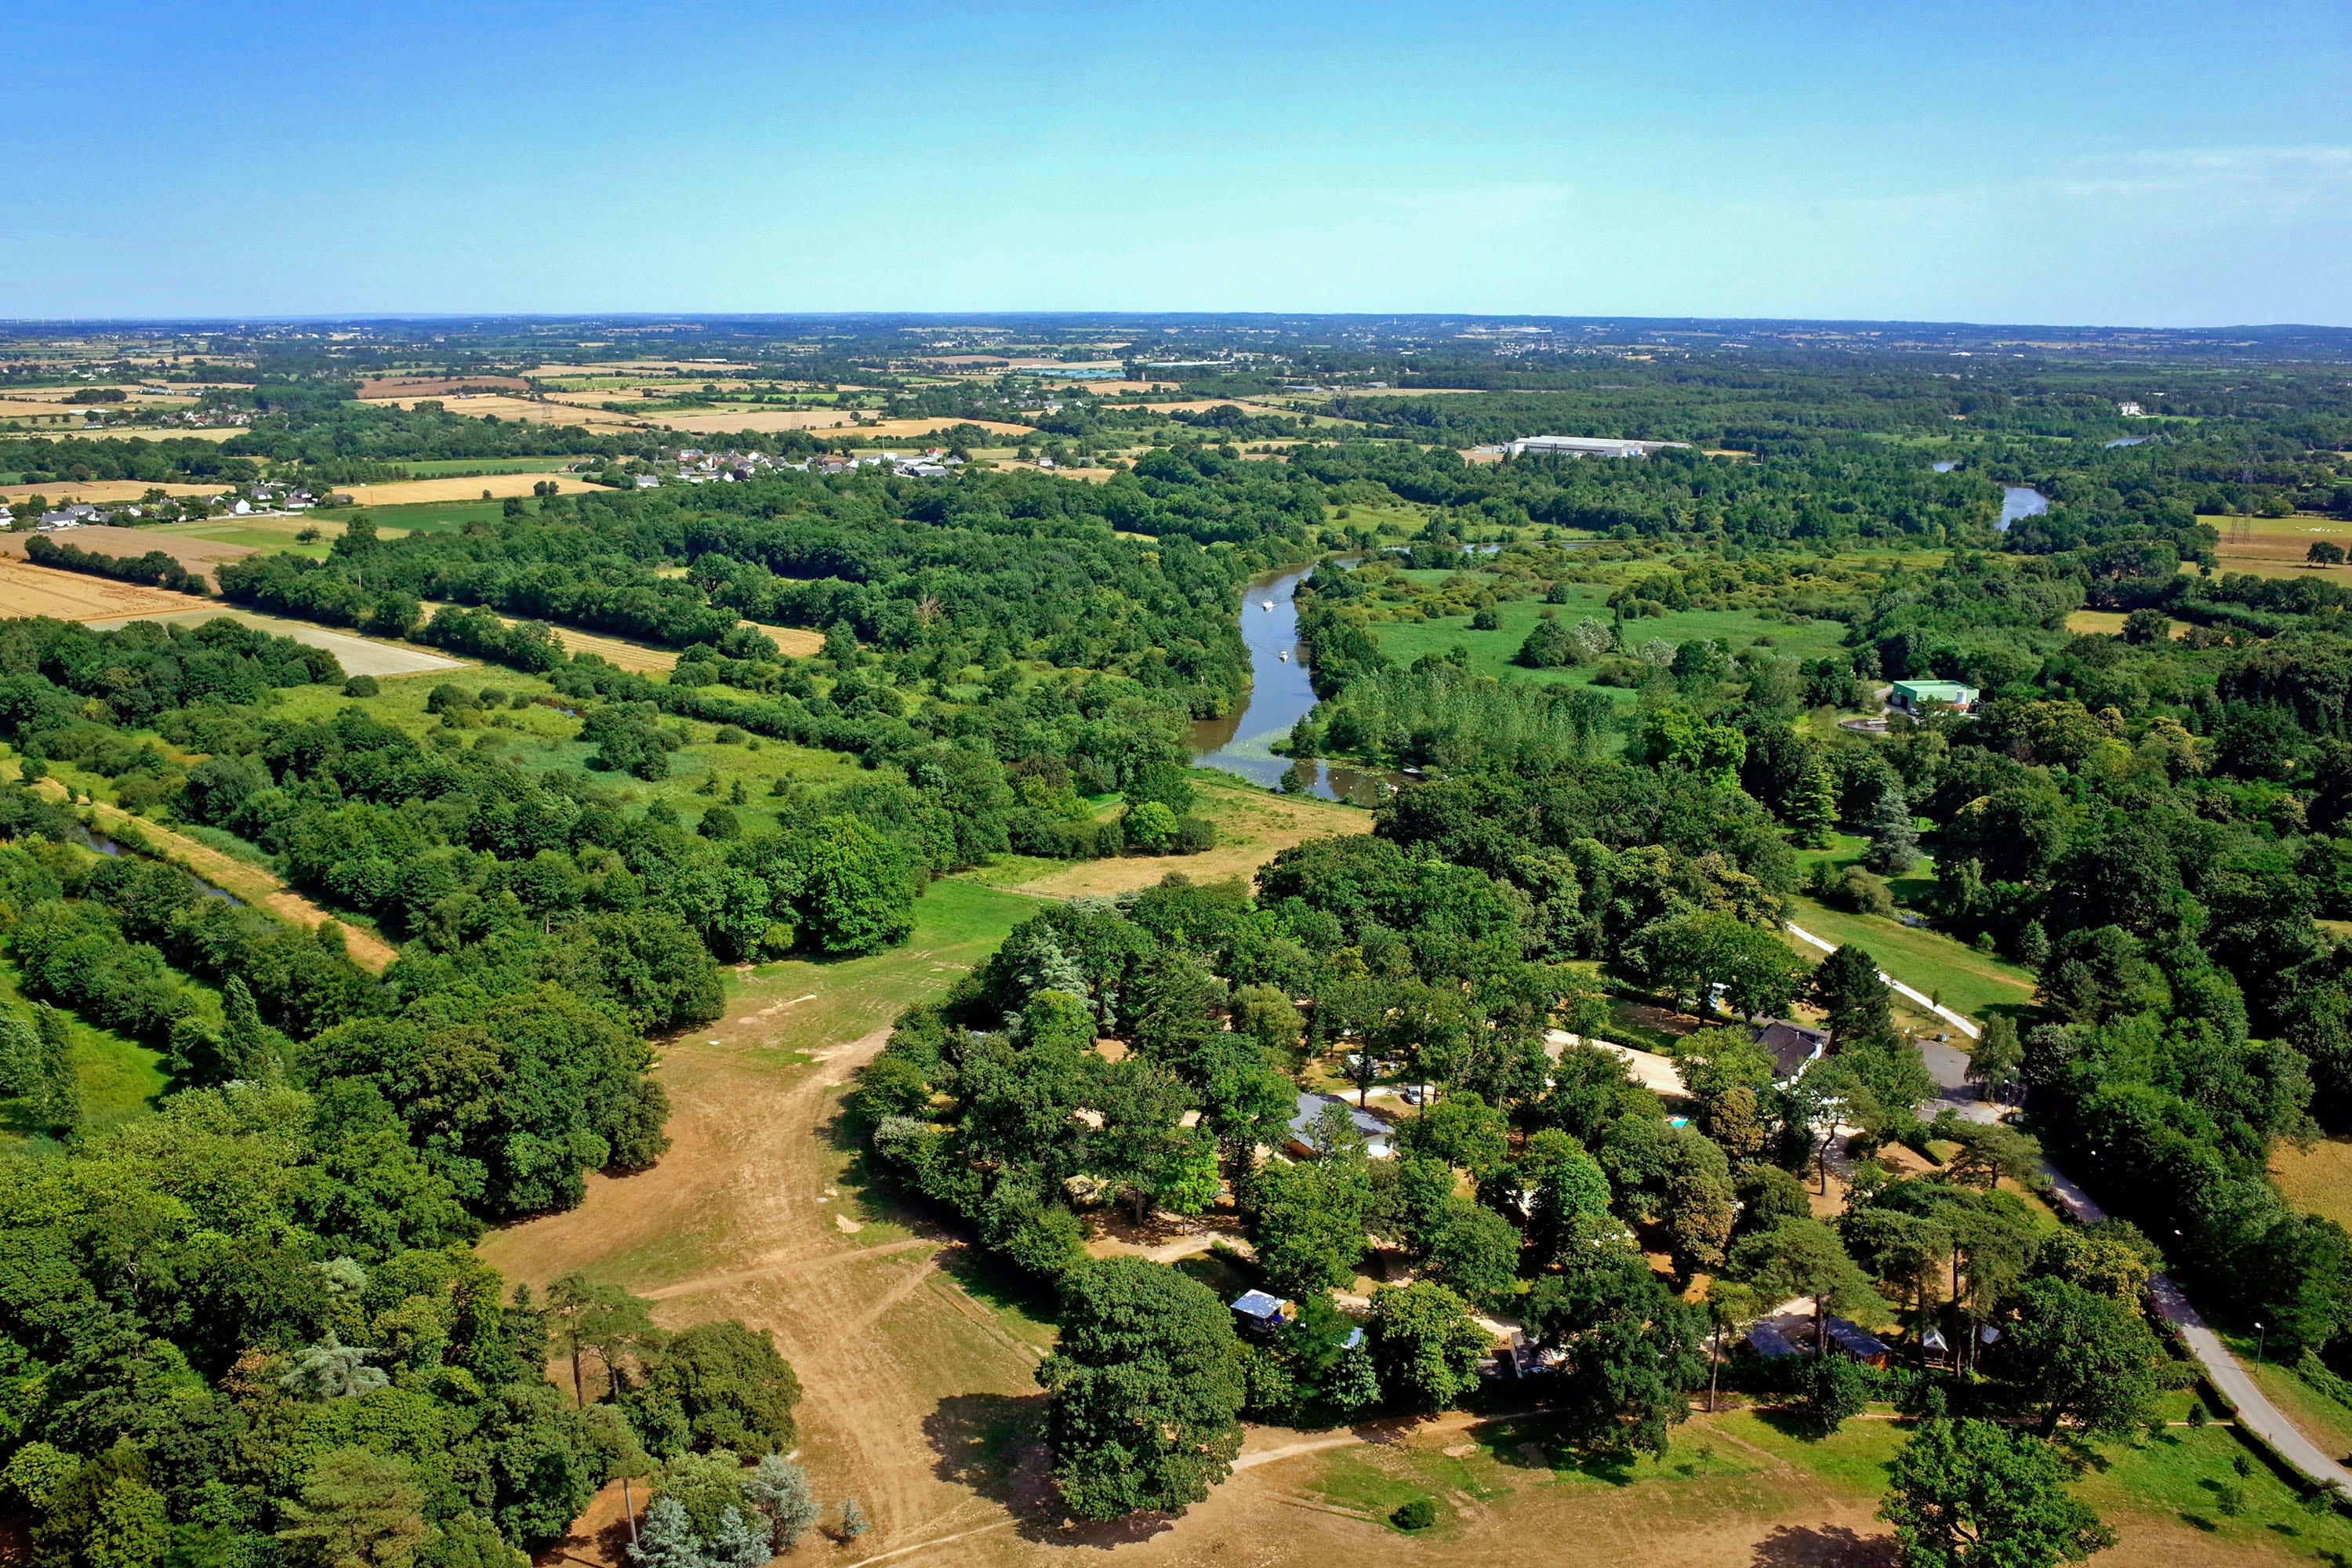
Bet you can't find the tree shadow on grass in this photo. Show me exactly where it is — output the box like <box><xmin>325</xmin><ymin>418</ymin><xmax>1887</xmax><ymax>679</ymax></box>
<box><xmin>923</xmin><ymin>1392</ymin><xmax>1179</xmax><ymax>1551</ymax></box>
<box><xmin>1748</xmin><ymin>1523</ymin><xmax>1898</xmax><ymax>1567</ymax></box>
<box><xmin>936</xmin><ymin>1240</ymin><xmax>1061</xmax><ymax>1325</ymax></box>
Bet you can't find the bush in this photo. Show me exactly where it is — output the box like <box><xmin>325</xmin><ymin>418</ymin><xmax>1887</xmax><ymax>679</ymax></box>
<box><xmin>343</xmin><ymin>674</ymin><xmax>379</xmax><ymax>698</ymax></box>
<box><xmin>1392</xmin><ymin>1497</ymin><xmax>1436</xmax><ymax>1530</ymax></box>
<box><xmin>1173</xmin><ymin>815</ymin><xmax>1217</xmax><ymax>855</ymax></box>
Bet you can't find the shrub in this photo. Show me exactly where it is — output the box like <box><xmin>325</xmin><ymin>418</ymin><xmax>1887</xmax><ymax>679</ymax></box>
<box><xmin>342</xmin><ymin>674</ymin><xmax>379</xmax><ymax>698</ymax></box>
<box><xmin>1392</xmin><ymin>1498</ymin><xmax>1436</xmax><ymax>1530</ymax></box>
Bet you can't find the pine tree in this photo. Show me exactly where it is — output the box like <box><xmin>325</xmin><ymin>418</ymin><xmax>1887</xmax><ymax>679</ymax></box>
<box><xmin>627</xmin><ymin>1497</ymin><xmax>706</xmax><ymax>1568</ymax></box>
<box><xmin>1861</xmin><ymin>788</ymin><xmax>1921</xmax><ymax>874</ymax></box>
<box><xmin>1784</xmin><ymin>756</ymin><xmax>1838</xmax><ymax>849</ymax></box>
<box><xmin>1813</xmin><ymin>945</ymin><xmax>1896</xmax><ymax>1051</ymax></box>
<box><xmin>702</xmin><ymin>1508</ymin><xmax>768</xmax><ymax>1568</ymax></box>
<box><xmin>743</xmin><ymin>1454</ymin><xmax>818</xmax><ymax>1552</ymax></box>
<box><xmin>837</xmin><ymin>1497</ymin><xmax>867</xmax><ymax>1540</ymax></box>
<box><xmin>275</xmin><ymin>1450</ymin><xmax>431</xmax><ymax>1568</ymax></box>
<box><xmin>221</xmin><ymin>976</ymin><xmax>279</xmax><ymax>1083</ymax></box>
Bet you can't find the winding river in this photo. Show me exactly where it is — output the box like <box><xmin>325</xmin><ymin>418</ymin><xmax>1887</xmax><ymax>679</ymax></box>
<box><xmin>1188</xmin><ymin>563</ymin><xmax>1402</xmax><ymax>804</ymax></box>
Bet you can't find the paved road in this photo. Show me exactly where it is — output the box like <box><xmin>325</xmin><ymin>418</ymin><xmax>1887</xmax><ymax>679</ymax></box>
<box><xmin>1903</xmin><ymin>991</ymin><xmax>2352</xmax><ymax>1493</ymax></box>
<box><xmin>2034</xmin><ymin>1162</ymin><xmax>2352</xmax><ymax>1493</ymax></box>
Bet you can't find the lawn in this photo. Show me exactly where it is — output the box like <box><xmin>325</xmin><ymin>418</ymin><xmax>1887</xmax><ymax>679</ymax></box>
<box><xmin>307</xmin><ymin>499</ymin><xmax>498</xmax><ymax>533</ymax></box>
<box><xmin>1780</xmin><ymin>890</ymin><xmax>2038</xmax><ymax>1025</ymax></box>
<box><xmin>2075</xmin><ymin>1421</ymin><xmax>2352</xmax><ymax>1558</ymax></box>
<box><xmin>2224</xmin><ymin>1332</ymin><xmax>2352</xmax><ymax>1466</ymax></box>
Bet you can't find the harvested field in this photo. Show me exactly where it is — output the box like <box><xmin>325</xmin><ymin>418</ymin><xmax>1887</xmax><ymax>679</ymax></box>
<box><xmin>2273</xmin><ymin>1136</ymin><xmax>2352</xmax><ymax>1232</ymax></box>
<box><xmin>335</xmin><ymin>473</ymin><xmax>601</xmax><ymax>506</ymax></box>
<box><xmin>746</xmin><ymin>621</ymin><xmax>825</xmax><ymax>657</ymax></box>
<box><xmin>973</xmin><ymin>779</ymin><xmax>1369</xmax><ymax>899</ymax></box>
<box><xmin>356</xmin><ymin>394</ymin><xmax>645</xmax><ymax>429</ymax></box>
<box><xmin>0</xmin><ymin>401</ymin><xmax>107</xmax><ymax>419</ymax></box>
<box><xmin>0</xmin><ymin>559</ymin><xmax>213</xmax><ymax>622</ymax></box>
<box><xmin>0</xmin><ymin>426</ymin><xmax>243</xmax><ymax>442</ymax></box>
<box><xmin>0</xmin><ymin>480</ymin><xmax>224</xmax><ymax>505</ymax></box>
<box><xmin>356</xmin><ymin>374</ymin><xmax>530</xmax><ymax>397</ymax></box>
<box><xmin>657</xmin><ymin>411</ymin><xmax>1034</xmax><ymax>439</ymax></box>
<box><xmin>2066</xmin><ymin>608</ymin><xmax>2189</xmax><ymax>637</ymax></box>
<box><xmin>80</xmin><ymin>607</ymin><xmax>467</xmax><ymax>677</ymax></box>
<box><xmin>518</xmin><ymin>361</ymin><xmax>757</xmax><ymax>376</ymax></box>
<box><xmin>0</xmin><ymin>525</ymin><xmax>252</xmax><ymax>568</ymax></box>
<box><xmin>2198</xmin><ymin>513</ymin><xmax>2352</xmax><ymax>564</ymax></box>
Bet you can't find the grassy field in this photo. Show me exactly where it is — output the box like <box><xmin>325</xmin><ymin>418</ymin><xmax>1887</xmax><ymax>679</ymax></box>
<box><xmin>268</xmin><ymin>667</ymin><xmax>875</xmax><ymax>837</ymax></box>
<box><xmin>2271</xmin><ymin>1136</ymin><xmax>2352</xmax><ymax>1232</ymax></box>
<box><xmin>1367</xmin><ymin>590</ymin><xmax>1851</xmax><ymax>702</ymax></box>
<box><xmin>960</xmin><ymin>773</ymin><xmax>1368</xmax><ymax>900</ymax></box>
<box><xmin>309</xmin><ymin>499</ymin><xmax>499</xmax><ymax>532</ymax></box>
<box><xmin>1779</xmin><ymin>831</ymin><xmax>2041</xmax><ymax>1024</ymax></box>
<box><xmin>715</xmin><ymin>879</ymin><xmax>1044</xmax><ymax>1060</ymax></box>
<box><xmin>1780</xmin><ymin>889</ymin><xmax>2038</xmax><ymax>1025</ymax></box>
<box><xmin>0</xmin><ymin>953</ymin><xmax>168</xmax><ymax>1144</ymax></box>
<box><xmin>393</xmin><ymin>456</ymin><xmax>593</xmax><ymax>477</ymax></box>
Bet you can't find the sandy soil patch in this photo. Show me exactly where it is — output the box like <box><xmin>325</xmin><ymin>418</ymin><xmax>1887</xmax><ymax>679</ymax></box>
<box><xmin>0</xmin><ymin>560</ymin><xmax>213</xmax><ymax>622</ymax></box>
<box><xmin>0</xmin><ymin>481</ymin><xmax>227</xmax><ymax>505</ymax></box>
<box><xmin>336</xmin><ymin>473</ymin><xmax>602</xmax><ymax>506</ymax></box>
<box><xmin>0</xmin><ymin>525</ymin><xmax>252</xmax><ymax>568</ymax></box>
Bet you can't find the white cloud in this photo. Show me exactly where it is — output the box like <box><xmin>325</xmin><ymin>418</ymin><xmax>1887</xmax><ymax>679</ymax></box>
<box><xmin>2052</xmin><ymin>144</ymin><xmax>2352</xmax><ymax>214</ymax></box>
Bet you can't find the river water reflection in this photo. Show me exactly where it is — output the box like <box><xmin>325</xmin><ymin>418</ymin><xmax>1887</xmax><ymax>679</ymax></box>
<box><xmin>1187</xmin><ymin>563</ymin><xmax>1406</xmax><ymax>804</ymax></box>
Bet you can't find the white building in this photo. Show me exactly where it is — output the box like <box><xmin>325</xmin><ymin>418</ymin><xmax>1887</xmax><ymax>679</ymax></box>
<box><xmin>1504</xmin><ymin>435</ymin><xmax>1693</xmax><ymax>459</ymax></box>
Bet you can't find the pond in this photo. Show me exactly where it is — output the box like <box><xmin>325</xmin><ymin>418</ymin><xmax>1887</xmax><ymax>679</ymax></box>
<box><xmin>1999</xmin><ymin>485</ymin><xmax>2049</xmax><ymax>530</ymax></box>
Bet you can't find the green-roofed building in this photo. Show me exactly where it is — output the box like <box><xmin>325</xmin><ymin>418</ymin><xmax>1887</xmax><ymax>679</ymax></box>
<box><xmin>1889</xmin><ymin>679</ymin><xmax>1979</xmax><ymax>714</ymax></box>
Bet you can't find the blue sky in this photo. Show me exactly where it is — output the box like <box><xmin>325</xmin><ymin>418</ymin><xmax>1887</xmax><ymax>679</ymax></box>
<box><xmin>5</xmin><ymin>0</ymin><xmax>2348</xmax><ymax>325</ymax></box>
